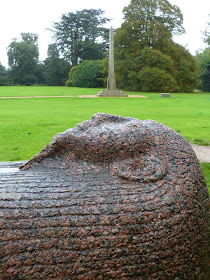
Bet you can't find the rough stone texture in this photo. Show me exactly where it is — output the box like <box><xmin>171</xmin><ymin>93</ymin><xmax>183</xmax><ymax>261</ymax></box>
<box><xmin>0</xmin><ymin>113</ymin><xmax>209</xmax><ymax>279</ymax></box>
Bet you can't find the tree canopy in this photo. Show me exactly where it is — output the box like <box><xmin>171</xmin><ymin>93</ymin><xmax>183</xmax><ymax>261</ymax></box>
<box><xmin>51</xmin><ymin>9</ymin><xmax>110</xmax><ymax>66</ymax></box>
<box><xmin>197</xmin><ymin>48</ymin><xmax>210</xmax><ymax>92</ymax></box>
<box><xmin>66</xmin><ymin>60</ymin><xmax>104</xmax><ymax>88</ymax></box>
<box><xmin>7</xmin><ymin>33</ymin><xmax>39</xmax><ymax>85</ymax></box>
<box><xmin>2</xmin><ymin>4</ymin><xmax>203</xmax><ymax>90</ymax></box>
<box><xmin>44</xmin><ymin>44</ymin><xmax>70</xmax><ymax>86</ymax></box>
<box><xmin>0</xmin><ymin>63</ymin><xmax>9</xmax><ymax>86</ymax></box>
<box><xmin>114</xmin><ymin>0</ymin><xmax>199</xmax><ymax>92</ymax></box>
<box><xmin>117</xmin><ymin>0</ymin><xmax>184</xmax><ymax>50</ymax></box>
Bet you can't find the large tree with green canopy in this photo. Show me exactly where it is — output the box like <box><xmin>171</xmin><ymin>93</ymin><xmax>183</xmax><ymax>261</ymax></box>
<box><xmin>44</xmin><ymin>44</ymin><xmax>70</xmax><ymax>86</ymax></box>
<box><xmin>7</xmin><ymin>33</ymin><xmax>39</xmax><ymax>85</ymax></box>
<box><xmin>51</xmin><ymin>9</ymin><xmax>110</xmax><ymax>66</ymax></box>
<box><xmin>116</xmin><ymin>0</ymin><xmax>184</xmax><ymax>50</ymax></box>
<box><xmin>114</xmin><ymin>0</ymin><xmax>199</xmax><ymax>92</ymax></box>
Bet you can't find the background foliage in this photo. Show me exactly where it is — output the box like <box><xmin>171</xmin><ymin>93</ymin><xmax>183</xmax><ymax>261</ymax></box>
<box><xmin>0</xmin><ymin>63</ymin><xmax>9</xmax><ymax>86</ymax></box>
<box><xmin>7</xmin><ymin>33</ymin><xmax>39</xmax><ymax>85</ymax></box>
<box><xmin>114</xmin><ymin>0</ymin><xmax>199</xmax><ymax>92</ymax></box>
<box><xmin>51</xmin><ymin>9</ymin><xmax>110</xmax><ymax>66</ymax></box>
<box><xmin>0</xmin><ymin>2</ymin><xmax>209</xmax><ymax>91</ymax></box>
<box><xmin>44</xmin><ymin>44</ymin><xmax>70</xmax><ymax>86</ymax></box>
<box><xmin>197</xmin><ymin>18</ymin><xmax>210</xmax><ymax>92</ymax></box>
<box><xmin>197</xmin><ymin>49</ymin><xmax>210</xmax><ymax>92</ymax></box>
<box><xmin>66</xmin><ymin>60</ymin><xmax>104</xmax><ymax>88</ymax></box>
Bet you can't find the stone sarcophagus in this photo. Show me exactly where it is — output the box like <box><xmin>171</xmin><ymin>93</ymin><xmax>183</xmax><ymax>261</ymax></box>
<box><xmin>0</xmin><ymin>113</ymin><xmax>209</xmax><ymax>279</ymax></box>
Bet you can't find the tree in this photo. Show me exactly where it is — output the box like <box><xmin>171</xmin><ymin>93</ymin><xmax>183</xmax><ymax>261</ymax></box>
<box><xmin>197</xmin><ymin>48</ymin><xmax>210</xmax><ymax>92</ymax></box>
<box><xmin>35</xmin><ymin>62</ymin><xmax>46</xmax><ymax>85</ymax></box>
<box><xmin>51</xmin><ymin>9</ymin><xmax>110</xmax><ymax>66</ymax></box>
<box><xmin>44</xmin><ymin>44</ymin><xmax>70</xmax><ymax>85</ymax></box>
<box><xmin>0</xmin><ymin>63</ymin><xmax>9</xmax><ymax>86</ymax></box>
<box><xmin>7</xmin><ymin>33</ymin><xmax>39</xmax><ymax>85</ymax></box>
<box><xmin>114</xmin><ymin>46</ymin><xmax>177</xmax><ymax>91</ymax></box>
<box><xmin>168</xmin><ymin>43</ymin><xmax>199</xmax><ymax>92</ymax></box>
<box><xmin>197</xmin><ymin>16</ymin><xmax>210</xmax><ymax>92</ymax></box>
<box><xmin>139</xmin><ymin>67</ymin><xmax>176</xmax><ymax>91</ymax></box>
<box><xmin>116</xmin><ymin>0</ymin><xmax>184</xmax><ymax>51</ymax></box>
<box><xmin>114</xmin><ymin>0</ymin><xmax>199</xmax><ymax>92</ymax></box>
<box><xmin>203</xmin><ymin>14</ymin><xmax>210</xmax><ymax>46</ymax></box>
<box><xmin>136</xmin><ymin>47</ymin><xmax>176</xmax><ymax>91</ymax></box>
<box><xmin>66</xmin><ymin>60</ymin><xmax>104</xmax><ymax>88</ymax></box>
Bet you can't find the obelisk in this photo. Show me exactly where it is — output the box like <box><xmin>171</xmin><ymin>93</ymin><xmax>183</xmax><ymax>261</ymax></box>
<box><xmin>97</xmin><ymin>27</ymin><xmax>127</xmax><ymax>97</ymax></box>
<box><xmin>107</xmin><ymin>26</ymin><xmax>116</xmax><ymax>91</ymax></box>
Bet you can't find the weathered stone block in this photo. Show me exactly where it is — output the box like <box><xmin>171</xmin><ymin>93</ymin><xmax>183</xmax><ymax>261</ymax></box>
<box><xmin>97</xmin><ymin>89</ymin><xmax>128</xmax><ymax>97</ymax></box>
<box><xmin>161</xmin><ymin>93</ymin><xmax>171</xmax><ymax>97</ymax></box>
<box><xmin>0</xmin><ymin>113</ymin><xmax>209</xmax><ymax>279</ymax></box>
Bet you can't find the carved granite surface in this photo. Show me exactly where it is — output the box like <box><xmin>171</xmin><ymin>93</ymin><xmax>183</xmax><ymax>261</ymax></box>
<box><xmin>0</xmin><ymin>113</ymin><xmax>209</xmax><ymax>279</ymax></box>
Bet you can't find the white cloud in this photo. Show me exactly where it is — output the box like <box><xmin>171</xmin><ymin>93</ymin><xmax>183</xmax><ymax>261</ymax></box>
<box><xmin>170</xmin><ymin>0</ymin><xmax>210</xmax><ymax>53</ymax></box>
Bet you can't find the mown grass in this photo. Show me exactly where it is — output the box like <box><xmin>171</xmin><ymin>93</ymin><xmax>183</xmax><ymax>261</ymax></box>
<box><xmin>0</xmin><ymin>86</ymin><xmax>209</xmax><ymax>192</ymax></box>
<box><xmin>201</xmin><ymin>163</ymin><xmax>210</xmax><ymax>193</ymax></box>
<box><xmin>0</xmin><ymin>86</ymin><xmax>101</xmax><ymax>96</ymax></box>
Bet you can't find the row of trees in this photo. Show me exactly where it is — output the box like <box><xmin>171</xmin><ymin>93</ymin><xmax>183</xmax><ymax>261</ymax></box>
<box><xmin>0</xmin><ymin>9</ymin><xmax>110</xmax><ymax>86</ymax></box>
<box><xmin>0</xmin><ymin>34</ymin><xmax>70</xmax><ymax>86</ymax></box>
<box><xmin>0</xmin><ymin>0</ymin><xmax>209</xmax><ymax>91</ymax></box>
<box><xmin>65</xmin><ymin>0</ymin><xmax>210</xmax><ymax>92</ymax></box>
<box><xmin>52</xmin><ymin>9</ymin><xmax>110</xmax><ymax>65</ymax></box>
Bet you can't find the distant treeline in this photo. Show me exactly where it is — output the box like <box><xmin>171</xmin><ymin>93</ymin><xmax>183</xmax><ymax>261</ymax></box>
<box><xmin>0</xmin><ymin>1</ymin><xmax>209</xmax><ymax>92</ymax></box>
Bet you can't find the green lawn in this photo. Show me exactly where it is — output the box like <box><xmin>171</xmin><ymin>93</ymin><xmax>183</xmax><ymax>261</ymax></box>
<box><xmin>0</xmin><ymin>86</ymin><xmax>209</xmax><ymax>192</ymax></box>
<box><xmin>201</xmin><ymin>163</ymin><xmax>210</xmax><ymax>193</ymax></box>
<box><xmin>0</xmin><ymin>86</ymin><xmax>102</xmax><ymax>96</ymax></box>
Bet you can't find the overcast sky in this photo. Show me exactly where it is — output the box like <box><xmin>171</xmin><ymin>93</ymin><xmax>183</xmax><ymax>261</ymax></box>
<box><xmin>0</xmin><ymin>0</ymin><xmax>209</xmax><ymax>67</ymax></box>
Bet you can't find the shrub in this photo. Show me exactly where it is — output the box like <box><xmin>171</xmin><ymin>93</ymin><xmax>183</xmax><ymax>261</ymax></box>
<box><xmin>139</xmin><ymin>67</ymin><xmax>176</xmax><ymax>92</ymax></box>
<box><xmin>65</xmin><ymin>66</ymin><xmax>78</xmax><ymax>87</ymax></box>
<box><xmin>70</xmin><ymin>60</ymin><xmax>104</xmax><ymax>88</ymax></box>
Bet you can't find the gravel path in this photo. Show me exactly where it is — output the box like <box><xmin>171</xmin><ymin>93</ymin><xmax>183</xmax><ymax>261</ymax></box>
<box><xmin>190</xmin><ymin>143</ymin><xmax>210</xmax><ymax>163</ymax></box>
<box><xmin>0</xmin><ymin>95</ymin><xmax>148</xmax><ymax>99</ymax></box>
